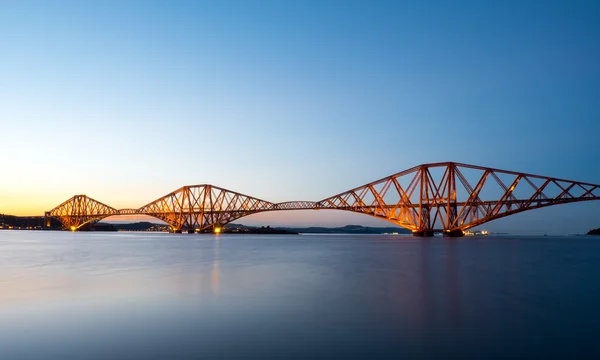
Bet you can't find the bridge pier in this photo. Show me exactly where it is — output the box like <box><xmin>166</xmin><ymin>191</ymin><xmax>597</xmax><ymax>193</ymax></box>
<box><xmin>412</xmin><ymin>231</ymin><xmax>435</xmax><ymax>237</ymax></box>
<box><xmin>443</xmin><ymin>230</ymin><xmax>464</xmax><ymax>237</ymax></box>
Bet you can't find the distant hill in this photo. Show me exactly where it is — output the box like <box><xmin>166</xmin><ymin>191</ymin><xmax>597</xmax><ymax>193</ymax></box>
<box><xmin>587</xmin><ymin>228</ymin><xmax>600</xmax><ymax>235</ymax></box>
<box><xmin>232</xmin><ymin>224</ymin><xmax>412</xmax><ymax>234</ymax></box>
<box><xmin>113</xmin><ymin>221</ymin><xmax>157</xmax><ymax>230</ymax></box>
<box><xmin>98</xmin><ymin>221</ymin><xmax>165</xmax><ymax>231</ymax></box>
<box><xmin>94</xmin><ymin>222</ymin><xmax>411</xmax><ymax>234</ymax></box>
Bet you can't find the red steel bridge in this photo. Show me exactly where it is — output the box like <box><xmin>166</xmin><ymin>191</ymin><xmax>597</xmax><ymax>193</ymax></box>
<box><xmin>45</xmin><ymin>162</ymin><xmax>600</xmax><ymax>237</ymax></box>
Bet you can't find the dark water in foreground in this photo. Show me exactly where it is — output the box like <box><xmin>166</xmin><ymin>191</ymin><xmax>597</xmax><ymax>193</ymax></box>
<box><xmin>1</xmin><ymin>231</ymin><xmax>600</xmax><ymax>359</ymax></box>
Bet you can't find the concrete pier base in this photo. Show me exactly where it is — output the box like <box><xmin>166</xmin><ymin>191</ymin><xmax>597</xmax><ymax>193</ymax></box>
<box><xmin>413</xmin><ymin>231</ymin><xmax>435</xmax><ymax>237</ymax></box>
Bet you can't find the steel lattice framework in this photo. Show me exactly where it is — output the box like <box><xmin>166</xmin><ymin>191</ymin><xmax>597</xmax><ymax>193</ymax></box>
<box><xmin>137</xmin><ymin>185</ymin><xmax>274</xmax><ymax>232</ymax></box>
<box><xmin>45</xmin><ymin>195</ymin><xmax>119</xmax><ymax>231</ymax></box>
<box><xmin>317</xmin><ymin>162</ymin><xmax>600</xmax><ymax>235</ymax></box>
<box><xmin>45</xmin><ymin>162</ymin><xmax>600</xmax><ymax>235</ymax></box>
<box><xmin>273</xmin><ymin>201</ymin><xmax>318</xmax><ymax>210</ymax></box>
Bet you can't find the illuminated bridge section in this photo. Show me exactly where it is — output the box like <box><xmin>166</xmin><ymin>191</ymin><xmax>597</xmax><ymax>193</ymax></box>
<box><xmin>45</xmin><ymin>195</ymin><xmax>119</xmax><ymax>231</ymax></box>
<box><xmin>273</xmin><ymin>201</ymin><xmax>318</xmax><ymax>210</ymax></box>
<box><xmin>45</xmin><ymin>162</ymin><xmax>600</xmax><ymax>236</ymax></box>
<box><xmin>137</xmin><ymin>185</ymin><xmax>275</xmax><ymax>232</ymax></box>
<box><xmin>118</xmin><ymin>209</ymin><xmax>140</xmax><ymax>215</ymax></box>
<box><xmin>317</xmin><ymin>162</ymin><xmax>600</xmax><ymax>236</ymax></box>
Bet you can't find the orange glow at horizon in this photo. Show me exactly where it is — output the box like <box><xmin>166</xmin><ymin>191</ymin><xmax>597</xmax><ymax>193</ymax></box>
<box><xmin>0</xmin><ymin>183</ymin><xmax>178</xmax><ymax>217</ymax></box>
<box><xmin>0</xmin><ymin>193</ymin><xmax>65</xmax><ymax>216</ymax></box>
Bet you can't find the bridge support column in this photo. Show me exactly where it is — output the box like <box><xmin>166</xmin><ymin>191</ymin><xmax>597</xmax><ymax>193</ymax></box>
<box><xmin>443</xmin><ymin>230</ymin><xmax>464</xmax><ymax>237</ymax></box>
<box><xmin>413</xmin><ymin>231</ymin><xmax>435</xmax><ymax>237</ymax></box>
<box><xmin>44</xmin><ymin>212</ymin><xmax>51</xmax><ymax>228</ymax></box>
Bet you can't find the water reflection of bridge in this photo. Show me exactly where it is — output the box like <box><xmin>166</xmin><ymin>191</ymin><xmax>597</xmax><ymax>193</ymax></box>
<box><xmin>45</xmin><ymin>162</ymin><xmax>600</xmax><ymax>237</ymax></box>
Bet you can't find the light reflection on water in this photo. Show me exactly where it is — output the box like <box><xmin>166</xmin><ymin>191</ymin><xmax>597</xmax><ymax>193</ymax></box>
<box><xmin>0</xmin><ymin>231</ymin><xmax>600</xmax><ymax>359</ymax></box>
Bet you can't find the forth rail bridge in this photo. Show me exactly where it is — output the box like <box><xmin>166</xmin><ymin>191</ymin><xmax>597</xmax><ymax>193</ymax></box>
<box><xmin>43</xmin><ymin>162</ymin><xmax>600</xmax><ymax>237</ymax></box>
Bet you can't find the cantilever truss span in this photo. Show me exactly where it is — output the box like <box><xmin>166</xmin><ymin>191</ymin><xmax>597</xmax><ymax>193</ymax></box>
<box><xmin>137</xmin><ymin>185</ymin><xmax>274</xmax><ymax>232</ymax></box>
<box><xmin>317</xmin><ymin>162</ymin><xmax>600</xmax><ymax>235</ymax></box>
<box><xmin>45</xmin><ymin>162</ymin><xmax>600</xmax><ymax>235</ymax></box>
<box><xmin>45</xmin><ymin>195</ymin><xmax>119</xmax><ymax>230</ymax></box>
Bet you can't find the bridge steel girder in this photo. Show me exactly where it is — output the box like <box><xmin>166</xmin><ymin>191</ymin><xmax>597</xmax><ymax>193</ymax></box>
<box><xmin>45</xmin><ymin>162</ymin><xmax>600</xmax><ymax>234</ymax></box>
<box><xmin>45</xmin><ymin>195</ymin><xmax>119</xmax><ymax>230</ymax></box>
<box><xmin>137</xmin><ymin>185</ymin><xmax>276</xmax><ymax>232</ymax></box>
<box><xmin>316</xmin><ymin>162</ymin><xmax>600</xmax><ymax>235</ymax></box>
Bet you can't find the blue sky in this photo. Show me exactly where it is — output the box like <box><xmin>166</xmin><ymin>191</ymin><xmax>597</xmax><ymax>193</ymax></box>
<box><xmin>1</xmin><ymin>0</ymin><xmax>599</xmax><ymax>233</ymax></box>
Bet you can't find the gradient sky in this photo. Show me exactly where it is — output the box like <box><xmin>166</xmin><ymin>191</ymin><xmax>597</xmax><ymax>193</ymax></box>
<box><xmin>1</xmin><ymin>0</ymin><xmax>599</xmax><ymax>234</ymax></box>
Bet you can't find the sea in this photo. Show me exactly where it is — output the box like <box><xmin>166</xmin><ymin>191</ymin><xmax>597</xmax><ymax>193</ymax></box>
<box><xmin>0</xmin><ymin>231</ymin><xmax>599</xmax><ymax>359</ymax></box>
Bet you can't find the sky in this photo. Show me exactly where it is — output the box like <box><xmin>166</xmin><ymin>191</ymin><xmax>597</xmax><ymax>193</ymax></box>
<box><xmin>1</xmin><ymin>0</ymin><xmax>600</xmax><ymax>234</ymax></box>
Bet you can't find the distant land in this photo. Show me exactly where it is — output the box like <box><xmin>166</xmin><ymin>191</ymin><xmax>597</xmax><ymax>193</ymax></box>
<box><xmin>247</xmin><ymin>224</ymin><xmax>412</xmax><ymax>235</ymax></box>
<box><xmin>1</xmin><ymin>216</ymin><xmax>409</xmax><ymax>234</ymax></box>
<box><xmin>93</xmin><ymin>222</ymin><xmax>411</xmax><ymax>234</ymax></box>
<box><xmin>1</xmin><ymin>215</ymin><xmax>596</xmax><ymax>235</ymax></box>
<box><xmin>95</xmin><ymin>222</ymin><xmax>165</xmax><ymax>232</ymax></box>
<box><xmin>588</xmin><ymin>228</ymin><xmax>600</xmax><ymax>235</ymax></box>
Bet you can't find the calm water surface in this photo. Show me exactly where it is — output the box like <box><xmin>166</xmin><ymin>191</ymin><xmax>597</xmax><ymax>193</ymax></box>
<box><xmin>1</xmin><ymin>231</ymin><xmax>599</xmax><ymax>359</ymax></box>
